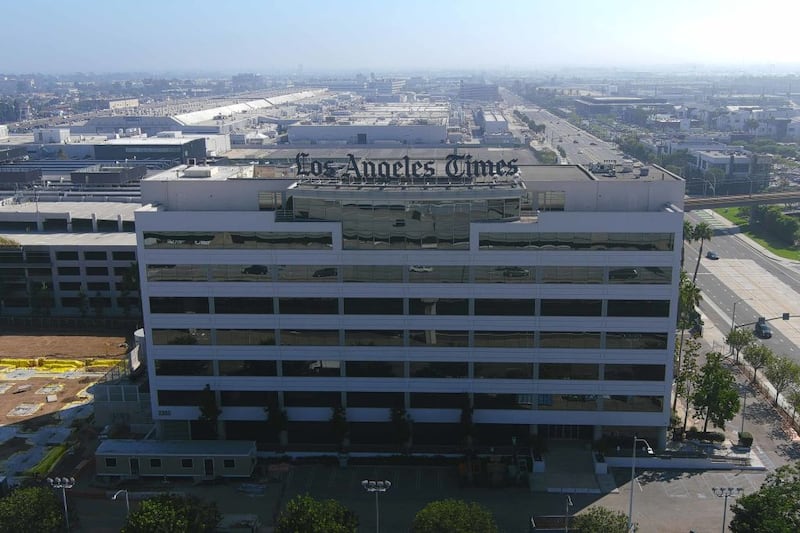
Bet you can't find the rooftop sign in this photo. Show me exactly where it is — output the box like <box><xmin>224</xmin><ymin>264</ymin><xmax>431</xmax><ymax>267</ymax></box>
<box><xmin>295</xmin><ymin>153</ymin><xmax>518</xmax><ymax>180</ymax></box>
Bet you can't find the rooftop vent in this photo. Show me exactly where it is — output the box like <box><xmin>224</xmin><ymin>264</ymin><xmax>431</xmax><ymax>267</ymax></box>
<box><xmin>182</xmin><ymin>166</ymin><xmax>216</xmax><ymax>178</ymax></box>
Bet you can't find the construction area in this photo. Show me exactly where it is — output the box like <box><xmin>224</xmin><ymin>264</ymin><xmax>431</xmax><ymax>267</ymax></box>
<box><xmin>0</xmin><ymin>332</ymin><xmax>128</xmax><ymax>482</ymax></box>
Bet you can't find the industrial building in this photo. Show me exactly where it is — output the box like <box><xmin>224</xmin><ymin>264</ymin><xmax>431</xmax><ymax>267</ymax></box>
<box><xmin>135</xmin><ymin>160</ymin><xmax>683</xmax><ymax>449</ymax></box>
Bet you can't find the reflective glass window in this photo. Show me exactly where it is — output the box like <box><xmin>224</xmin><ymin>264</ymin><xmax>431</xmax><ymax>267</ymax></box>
<box><xmin>539</xmin><ymin>332</ymin><xmax>601</xmax><ymax>349</ymax></box>
<box><xmin>282</xmin><ymin>360</ymin><xmax>341</xmax><ymax>377</ymax></box>
<box><xmin>344</xmin><ymin>298</ymin><xmax>403</xmax><ymax>315</ymax></box>
<box><xmin>541</xmin><ymin>266</ymin><xmax>604</xmax><ymax>284</ymax></box>
<box><xmin>157</xmin><ymin>390</ymin><xmax>203</xmax><ymax>406</ymax></box>
<box><xmin>216</xmin><ymin>329</ymin><xmax>275</xmax><ymax>345</ymax></box>
<box><xmin>152</xmin><ymin>328</ymin><xmax>211</xmax><ymax>345</ymax></box>
<box><xmin>345</xmin><ymin>361</ymin><xmax>405</xmax><ymax>378</ymax></box>
<box><xmin>408</xmin><ymin>265</ymin><xmax>469</xmax><ymax>283</ymax></box>
<box><xmin>149</xmin><ymin>297</ymin><xmax>209</xmax><ymax>314</ymax></box>
<box><xmin>473</xmin><ymin>331</ymin><xmax>534</xmax><ymax>348</ymax></box>
<box><xmin>605</xmin><ymin>332</ymin><xmax>668</xmax><ymax>350</ymax></box>
<box><xmin>214</xmin><ymin>297</ymin><xmax>274</xmax><ymax>314</ymax></box>
<box><xmin>347</xmin><ymin>392</ymin><xmax>404</xmax><ymax>408</ymax></box>
<box><xmin>540</xmin><ymin>299</ymin><xmax>602</xmax><ymax>316</ymax></box>
<box><xmin>410</xmin><ymin>392</ymin><xmax>468</xmax><ymax>408</ymax></box>
<box><xmin>409</xmin><ymin>362</ymin><xmax>468</xmax><ymax>378</ymax></box>
<box><xmin>539</xmin><ymin>363</ymin><xmax>599</xmax><ymax>380</ymax></box>
<box><xmin>341</xmin><ymin>265</ymin><xmax>403</xmax><ymax>283</ymax></box>
<box><xmin>602</xmin><ymin>395</ymin><xmax>663</xmax><ymax>412</ymax></box>
<box><xmin>218</xmin><ymin>360</ymin><xmax>277</xmax><ymax>376</ymax></box>
<box><xmin>345</xmin><ymin>330</ymin><xmax>404</xmax><ymax>346</ymax></box>
<box><xmin>474</xmin><ymin>393</ymin><xmax>535</xmax><ymax>410</ymax></box>
<box><xmin>220</xmin><ymin>391</ymin><xmax>277</xmax><ymax>407</ymax></box>
<box><xmin>279</xmin><ymin>298</ymin><xmax>338</xmax><ymax>314</ymax></box>
<box><xmin>409</xmin><ymin>330</ymin><xmax>469</xmax><ymax>347</ymax></box>
<box><xmin>147</xmin><ymin>264</ymin><xmax>207</xmax><ymax>282</ymax></box>
<box><xmin>154</xmin><ymin>359</ymin><xmax>212</xmax><ymax>376</ymax></box>
<box><xmin>409</xmin><ymin>298</ymin><xmax>468</xmax><ymax>315</ymax></box>
<box><xmin>537</xmin><ymin>394</ymin><xmax>598</xmax><ymax>410</ymax></box>
<box><xmin>283</xmin><ymin>391</ymin><xmax>341</xmax><ymax>407</ymax></box>
<box><xmin>279</xmin><ymin>330</ymin><xmax>339</xmax><ymax>346</ymax></box>
<box><xmin>474</xmin><ymin>362</ymin><xmax>533</xmax><ymax>379</ymax></box>
<box><xmin>278</xmin><ymin>265</ymin><xmax>338</xmax><ymax>282</ymax></box>
<box><xmin>474</xmin><ymin>299</ymin><xmax>535</xmax><ymax>316</ymax></box>
<box><xmin>604</xmin><ymin>364</ymin><xmax>665</xmax><ymax>381</ymax></box>
<box><xmin>607</xmin><ymin>300</ymin><xmax>670</xmax><ymax>317</ymax></box>
<box><xmin>473</xmin><ymin>266</ymin><xmax>534</xmax><ymax>283</ymax></box>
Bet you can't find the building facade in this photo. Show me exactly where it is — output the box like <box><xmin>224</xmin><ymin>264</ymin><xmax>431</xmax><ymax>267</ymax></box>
<box><xmin>136</xmin><ymin>161</ymin><xmax>684</xmax><ymax>448</ymax></box>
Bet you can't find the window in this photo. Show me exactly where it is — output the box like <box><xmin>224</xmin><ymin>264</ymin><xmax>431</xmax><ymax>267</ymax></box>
<box><xmin>347</xmin><ymin>392</ymin><xmax>404</xmax><ymax>407</ymax></box>
<box><xmin>409</xmin><ymin>298</ymin><xmax>468</xmax><ymax>315</ymax></box>
<box><xmin>214</xmin><ymin>297</ymin><xmax>274</xmax><ymax>314</ymax></box>
<box><xmin>346</xmin><ymin>361</ymin><xmax>404</xmax><ymax>378</ymax></box>
<box><xmin>56</xmin><ymin>251</ymin><xmax>79</xmax><ymax>261</ymax></box>
<box><xmin>218</xmin><ymin>360</ymin><xmax>277</xmax><ymax>376</ymax></box>
<box><xmin>473</xmin><ymin>331</ymin><xmax>534</xmax><ymax>348</ymax></box>
<box><xmin>59</xmin><ymin>282</ymin><xmax>82</xmax><ymax>291</ymax></box>
<box><xmin>181</xmin><ymin>459</ymin><xmax>193</xmax><ymax>468</ymax></box>
<box><xmin>604</xmin><ymin>364</ymin><xmax>666</xmax><ymax>381</ymax></box>
<box><xmin>282</xmin><ymin>360</ymin><xmax>341</xmax><ymax>377</ymax></box>
<box><xmin>279</xmin><ymin>298</ymin><xmax>338</xmax><ymax>314</ymax></box>
<box><xmin>150</xmin><ymin>458</ymin><xmax>162</xmax><ymax>468</ymax></box>
<box><xmin>154</xmin><ymin>360</ymin><xmax>212</xmax><ymax>376</ymax></box>
<box><xmin>539</xmin><ymin>332</ymin><xmax>601</xmax><ymax>349</ymax></box>
<box><xmin>344</xmin><ymin>298</ymin><xmax>403</xmax><ymax>315</ymax></box>
<box><xmin>409</xmin><ymin>330</ymin><xmax>469</xmax><ymax>347</ymax></box>
<box><xmin>224</xmin><ymin>459</ymin><xmax>235</xmax><ymax>468</ymax></box>
<box><xmin>539</xmin><ymin>363</ymin><xmax>599</xmax><ymax>380</ymax></box>
<box><xmin>216</xmin><ymin>329</ymin><xmax>274</xmax><ymax>346</ymax></box>
<box><xmin>607</xmin><ymin>300</ymin><xmax>670</xmax><ymax>317</ymax></box>
<box><xmin>105</xmin><ymin>458</ymin><xmax>117</xmax><ymax>467</ymax></box>
<box><xmin>86</xmin><ymin>267</ymin><xmax>109</xmax><ymax>276</ymax></box>
<box><xmin>149</xmin><ymin>297</ymin><xmax>209</xmax><ymax>314</ymax></box>
<box><xmin>605</xmin><ymin>333</ymin><xmax>668</xmax><ymax>350</ymax></box>
<box><xmin>57</xmin><ymin>266</ymin><xmax>80</xmax><ymax>276</ymax></box>
<box><xmin>474</xmin><ymin>362</ymin><xmax>533</xmax><ymax>379</ymax></box>
<box><xmin>540</xmin><ymin>299</ymin><xmax>602</xmax><ymax>316</ymax></box>
<box><xmin>410</xmin><ymin>392</ymin><xmax>468</xmax><ymax>408</ymax></box>
<box><xmin>84</xmin><ymin>251</ymin><xmax>107</xmax><ymax>261</ymax></box>
<box><xmin>409</xmin><ymin>362</ymin><xmax>467</xmax><ymax>378</ymax></box>
<box><xmin>345</xmin><ymin>330</ymin><xmax>403</xmax><ymax>346</ymax></box>
<box><xmin>283</xmin><ymin>391</ymin><xmax>341</xmax><ymax>407</ymax></box>
<box><xmin>112</xmin><ymin>251</ymin><xmax>136</xmax><ymax>261</ymax></box>
<box><xmin>474</xmin><ymin>299</ymin><xmax>534</xmax><ymax>316</ymax></box>
<box><xmin>220</xmin><ymin>391</ymin><xmax>278</xmax><ymax>406</ymax></box>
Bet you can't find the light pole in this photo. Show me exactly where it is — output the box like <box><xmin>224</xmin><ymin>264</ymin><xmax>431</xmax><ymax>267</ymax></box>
<box><xmin>47</xmin><ymin>477</ymin><xmax>75</xmax><ymax>532</ymax></box>
<box><xmin>564</xmin><ymin>494</ymin><xmax>573</xmax><ymax>533</ymax></box>
<box><xmin>113</xmin><ymin>489</ymin><xmax>130</xmax><ymax>516</ymax></box>
<box><xmin>730</xmin><ymin>298</ymin><xmax>753</xmax><ymax>333</ymax></box>
<box><xmin>627</xmin><ymin>437</ymin><xmax>653</xmax><ymax>533</ymax></box>
<box><xmin>712</xmin><ymin>487</ymin><xmax>743</xmax><ymax>533</ymax></box>
<box><xmin>361</xmin><ymin>479</ymin><xmax>391</xmax><ymax>533</ymax></box>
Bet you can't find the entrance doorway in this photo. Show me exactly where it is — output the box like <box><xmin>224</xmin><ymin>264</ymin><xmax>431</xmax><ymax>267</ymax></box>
<box><xmin>204</xmin><ymin>458</ymin><xmax>214</xmax><ymax>477</ymax></box>
<box><xmin>544</xmin><ymin>424</ymin><xmax>592</xmax><ymax>440</ymax></box>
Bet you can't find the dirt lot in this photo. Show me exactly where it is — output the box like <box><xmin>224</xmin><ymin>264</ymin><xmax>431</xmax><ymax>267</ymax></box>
<box><xmin>0</xmin><ymin>333</ymin><xmax>128</xmax><ymax>434</ymax></box>
<box><xmin>0</xmin><ymin>333</ymin><xmax>128</xmax><ymax>359</ymax></box>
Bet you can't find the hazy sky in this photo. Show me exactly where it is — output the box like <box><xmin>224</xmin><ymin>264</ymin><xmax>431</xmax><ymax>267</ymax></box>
<box><xmin>5</xmin><ymin>0</ymin><xmax>799</xmax><ymax>74</ymax></box>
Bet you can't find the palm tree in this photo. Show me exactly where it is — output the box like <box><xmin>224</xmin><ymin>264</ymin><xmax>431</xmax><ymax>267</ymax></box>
<box><xmin>673</xmin><ymin>271</ymin><xmax>703</xmax><ymax>412</ymax></box>
<box><xmin>691</xmin><ymin>222</ymin><xmax>712</xmax><ymax>284</ymax></box>
<box><xmin>682</xmin><ymin>220</ymin><xmax>695</xmax><ymax>269</ymax></box>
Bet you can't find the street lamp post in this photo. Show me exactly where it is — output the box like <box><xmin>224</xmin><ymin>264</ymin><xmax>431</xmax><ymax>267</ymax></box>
<box><xmin>46</xmin><ymin>477</ymin><xmax>75</xmax><ymax>532</ymax></box>
<box><xmin>627</xmin><ymin>437</ymin><xmax>654</xmax><ymax>533</ymax></box>
<box><xmin>730</xmin><ymin>298</ymin><xmax>753</xmax><ymax>333</ymax></box>
<box><xmin>712</xmin><ymin>487</ymin><xmax>743</xmax><ymax>533</ymax></box>
<box><xmin>361</xmin><ymin>479</ymin><xmax>391</xmax><ymax>533</ymax></box>
<box><xmin>113</xmin><ymin>489</ymin><xmax>130</xmax><ymax>516</ymax></box>
<box><xmin>564</xmin><ymin>495</ymin><xmax>573</xmax><ymax>533</ymax></box>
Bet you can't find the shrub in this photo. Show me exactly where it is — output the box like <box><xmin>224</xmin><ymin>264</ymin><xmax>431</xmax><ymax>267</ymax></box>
<box><xmin>738</xmin><ymin>431</ymin><xmax>753</xmax><ymax>447</ymax></box>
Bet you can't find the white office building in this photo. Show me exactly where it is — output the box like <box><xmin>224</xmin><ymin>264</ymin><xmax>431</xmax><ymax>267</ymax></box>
<box><xmin>136</xmin><ymin>159</ymin><xmax>684</xmax><ymax>449</ymax></box>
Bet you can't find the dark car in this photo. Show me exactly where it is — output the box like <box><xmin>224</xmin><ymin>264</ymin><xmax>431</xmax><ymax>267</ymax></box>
<box><xmin>754</xmin><ymin>318</ymin><xmax>772</xmax><ymax>339</ymax></box>
<box><xmin>241</xmin><ymin>265</ymin><xmax>269</xmax><ymax>275</ymax></box>
<box><xmin>312</xmin><ymin>267</ymin><xmax>338</xmax><ymax>278</ymax></box>
<box><xmin>496</xmin><ymin>266</ymin><xmax>530</xmax><ymax>278</ymax></box>
<box><xmin>706</xmin><ymin>251</ymin><xmax>719</xmax><ymax>260</ymax></box>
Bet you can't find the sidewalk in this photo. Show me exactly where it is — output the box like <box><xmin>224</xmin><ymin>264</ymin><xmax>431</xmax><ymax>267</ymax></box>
<box><xmin>684</xmin><ymin>307</ymin><xmax>800</xmax><ymax>471</ymax></box>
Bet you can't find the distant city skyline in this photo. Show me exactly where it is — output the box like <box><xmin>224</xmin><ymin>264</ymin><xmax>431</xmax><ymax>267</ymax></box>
<box><xmin>4</xmin><ymin>0</ymin><xmax>800</xmax><ymax>75</ymax></box>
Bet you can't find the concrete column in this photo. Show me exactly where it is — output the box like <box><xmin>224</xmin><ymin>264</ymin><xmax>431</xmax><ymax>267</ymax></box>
<box><xmin>91</xmin><ymin>213</ymin><xmax>98</xmax><ymax>232</ymax></box>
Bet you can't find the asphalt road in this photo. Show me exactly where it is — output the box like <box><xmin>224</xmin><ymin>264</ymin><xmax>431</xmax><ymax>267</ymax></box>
<box><xmin>685</xmin><ymin>210</ymin><xmax>800</xmax><ymax>360</ymax></box>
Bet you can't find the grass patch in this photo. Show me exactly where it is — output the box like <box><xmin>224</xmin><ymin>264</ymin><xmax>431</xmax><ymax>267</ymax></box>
<box><xmin>24</xmin><ymin>443</ymin><xmax>69</xmax><ymax>477</ymax></box>
<box><xmin>713</xmin><ymin>208</ymin><xmax>800</xmax><ymax>261</ymax></box>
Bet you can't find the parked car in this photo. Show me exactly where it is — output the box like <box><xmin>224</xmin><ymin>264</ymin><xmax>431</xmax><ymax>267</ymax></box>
<box><xmin>754</xmin><ymin>317</ymin><xmax>772</xmax><ymax>339</ymax></box>
<box><xmin>706</xmin><ymin>251</ymin><xmax>719</xmax><ymax>260</ymax></box>
<box><xmin>312</xmin><ymin>267</ymin><xmax>338</xmax><ymax>278</ymax></box>
<box><xmin>241</xmin><ymin>265</ymin><xmax>269</xmax><ymax>275</ymax></box>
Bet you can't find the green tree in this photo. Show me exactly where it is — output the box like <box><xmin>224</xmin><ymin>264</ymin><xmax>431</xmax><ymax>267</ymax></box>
<box><xmin>198</xmin><ymin>384</ymin><xmax>221</xmax><ymax>439</ymax></box>
<box><xmin>122</xmin><ymin>494</ymin><xmax>220</xmax><ymax>533</ymax></box>
<box><xmin>691</xmin><ymin>222</ymin><xmax>713</xmax><ymax>284</ymax></box>
<box><xmin>729</xmin><ymin>463</ymin><xmax>800</xmax><ymax>532</ymax></box>
<box><xmin>765</xmin><ymin>355</ymin><xmax>800</xmax><ymax>405</ymax></box>
<box><xmin>673</xmin><ymin>271</ymin><xmax>702</xmax><ymax>412</ymax></box>
<box><xmin>411</xmin><ymin>499</ymin><xmax>498</xmax><ymax>533</ymax></box>
<box><xmin>743</xmin><ymin>344</ymin><xmax>775</xmax><ymax>384</ymax></box>
<box><xmin>692</xmin><ymin>352</ymin><xmax>740</xmax><ymax>432</ymax></box>
<box><xmin>571</xmin><ymin>506</ymin><xmax>629</xmax><ymax>533</ymax></box>
<box><xmin>676</xmin><ymin>337</ymin><xmax>701</xmax><ymax>433</ymax></box>
<box><xmin>0</xmin><ymin>486</ymin><xmax>64</xmax><ymax>533</ymax></box>
<box><xmin>726</xmin><ymin>328</ymin><xmax>755</xmax><ymax>364</ymax></box>
<box><xmin>275</xmin><ymin>494</ymin><xmax>358</xmax><ymax>533</ymax></box>
<box><xmin>682</xmin><ymin>220</ymin><xmax>695</xmax><ymax>269</ymax></box>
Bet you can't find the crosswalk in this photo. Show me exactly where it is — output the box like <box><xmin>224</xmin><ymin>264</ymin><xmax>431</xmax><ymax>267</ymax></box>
<box><xmin>692</xmin><ymin>209</ymin><xmax>733</xmax><ymax>230</ymax></box>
